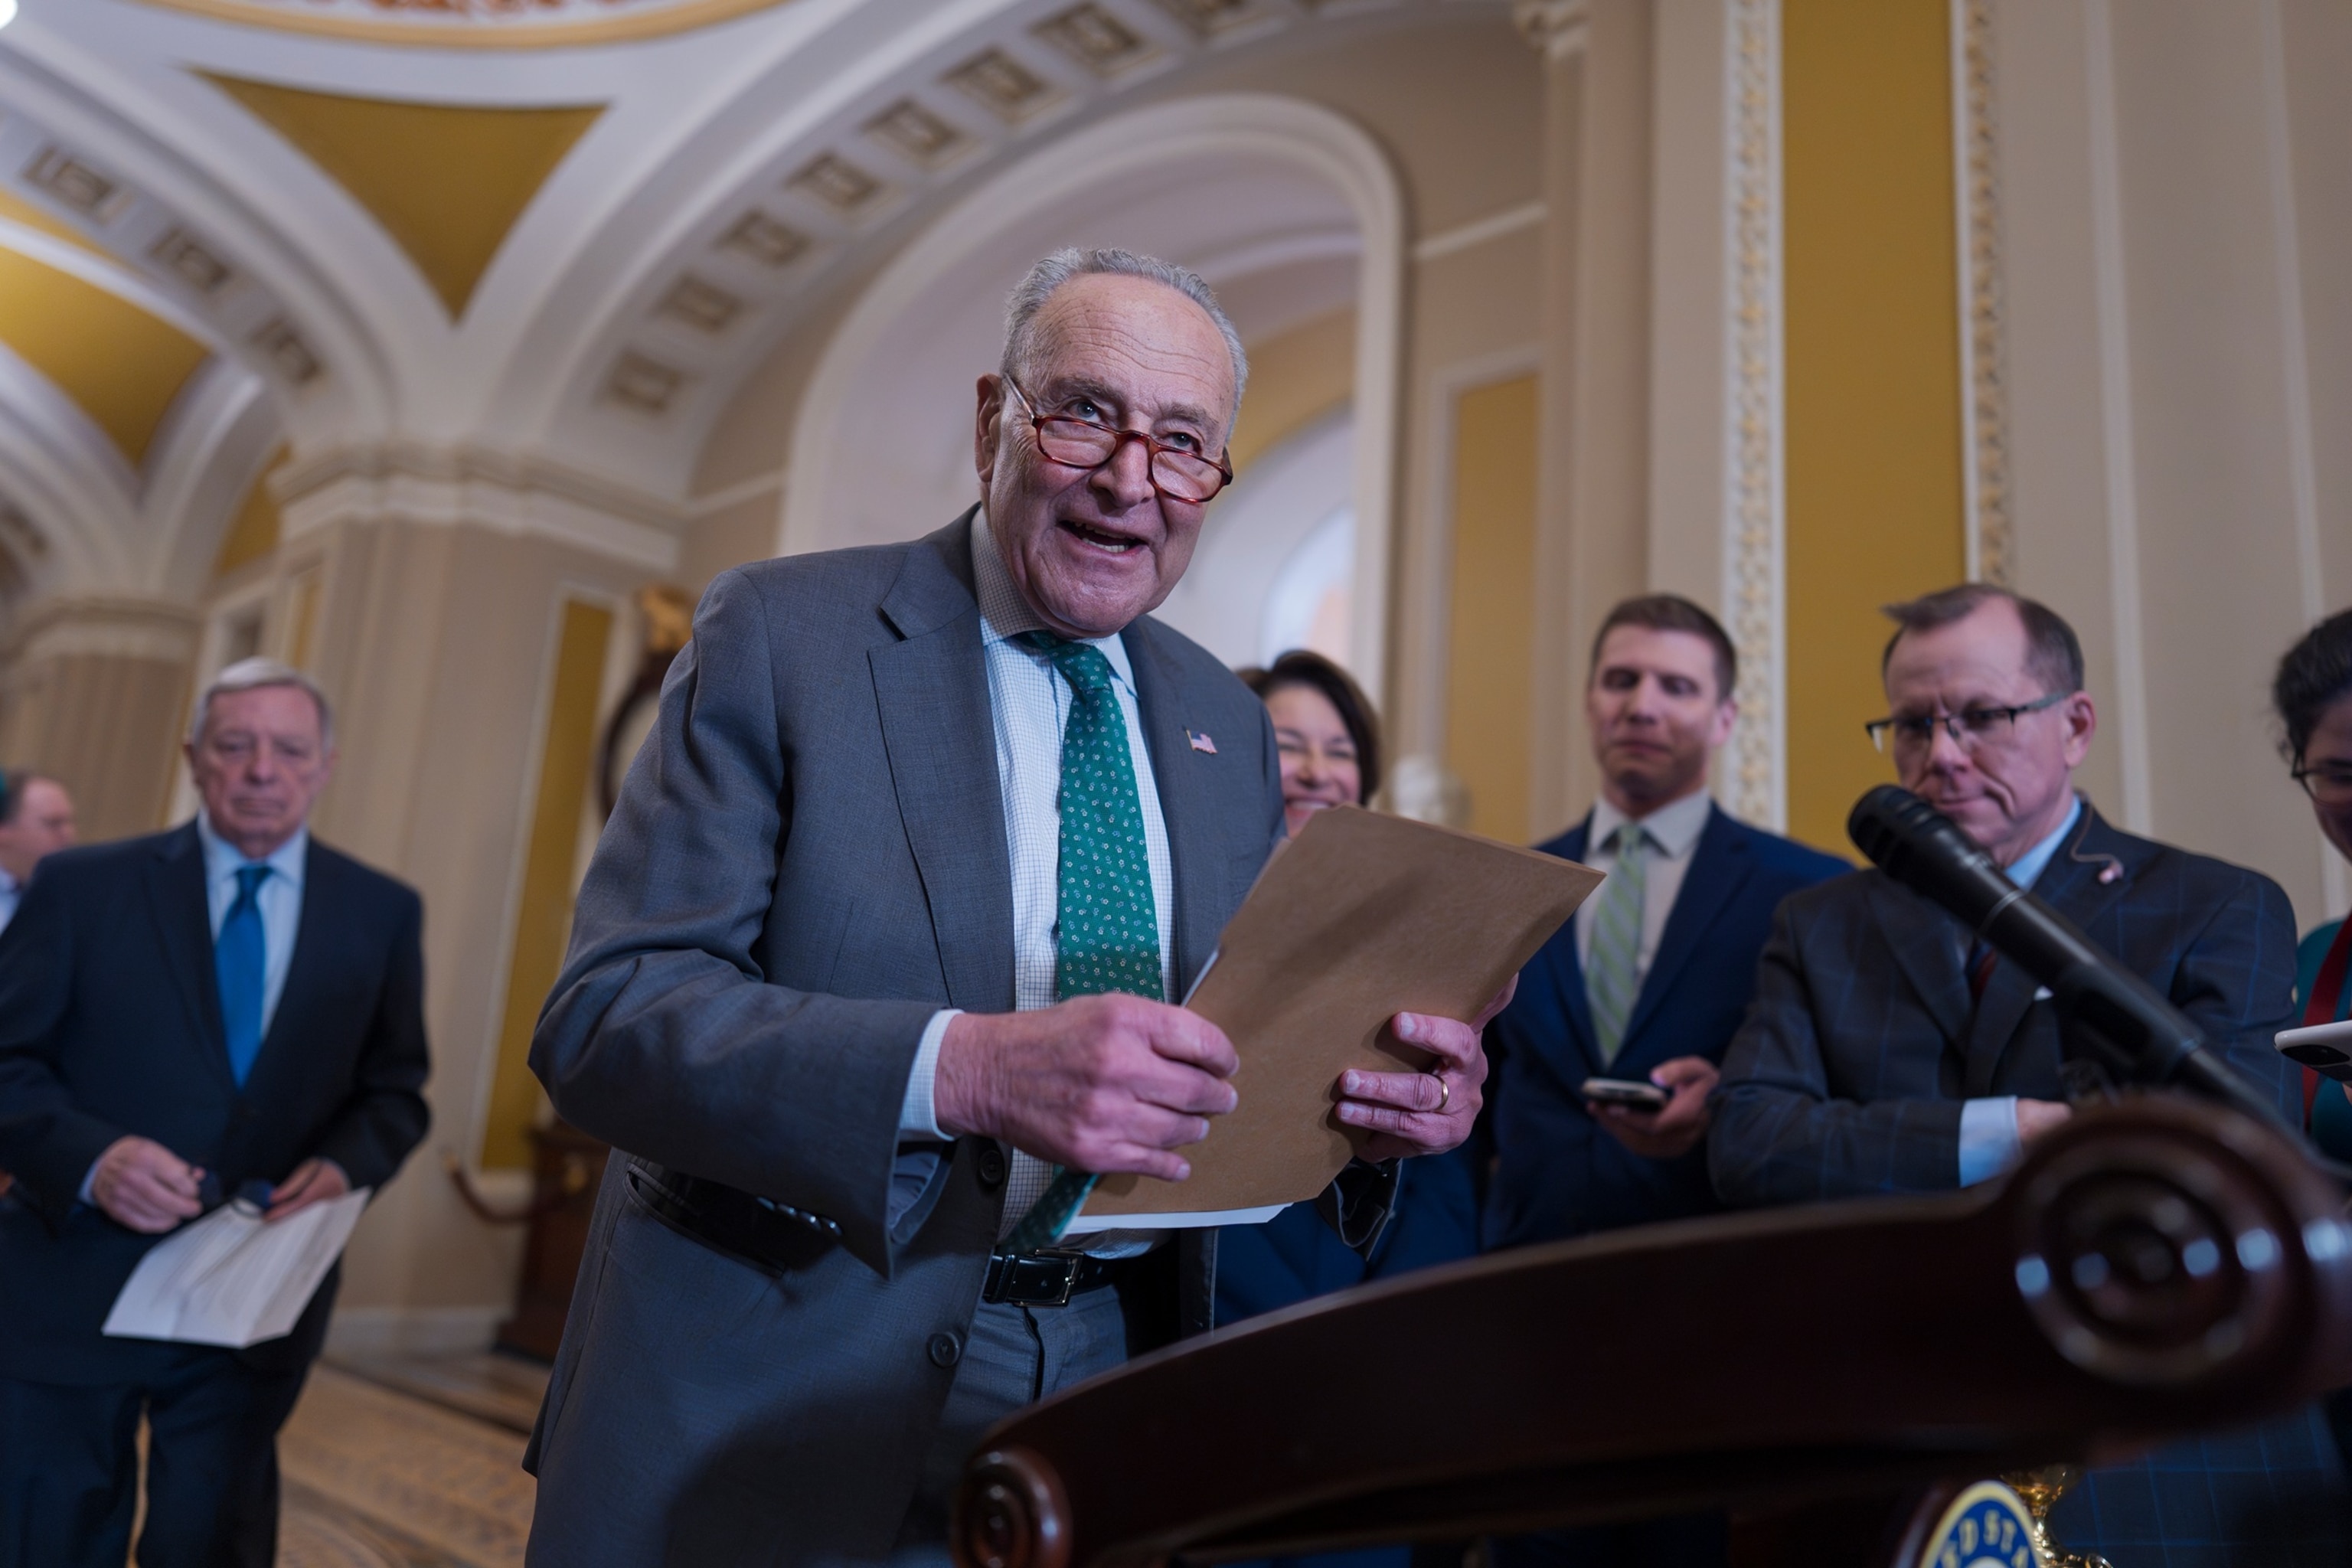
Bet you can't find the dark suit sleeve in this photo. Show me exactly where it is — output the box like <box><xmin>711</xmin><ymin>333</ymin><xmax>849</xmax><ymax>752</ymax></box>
<box><xmin>2167</xmin><ymin>869</ymin><xmax>2301</xmax><ymax>1120</ymax></box>
<box><xmin>531</xmin><ymin>568</ymin><xmax>937</xmax><ymax>1275</ymax></box>
<box><xmin>1708</xmin><ymin>897</ymin><xmax>1964</xmax><ymax>1207</ymax></box>
<box><xmin>308</xmin><ymin>887</ymin><xmax>431</xmax><ymax>1190</ymax></box>
<box><xmin>0</xmin><ymin>872</ymin><xmax>132</xmax><ymax>1217</ymax></box>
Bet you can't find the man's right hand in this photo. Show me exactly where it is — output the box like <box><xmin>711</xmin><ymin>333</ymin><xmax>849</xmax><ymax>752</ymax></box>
<box><xmin>2017</xmin><ymin>1098</ymin><xmax>2073</xmax><ymax>1145</ymax></box>
<box><xmin>90</xmin><ymin>1136</ymin><xmax>205</xmax><ymax>1233</ymax></box>
<box><xmin>932</xmin><ymin>995</ymin><xmax>1240</xmax><ymax>1182</ymax></box>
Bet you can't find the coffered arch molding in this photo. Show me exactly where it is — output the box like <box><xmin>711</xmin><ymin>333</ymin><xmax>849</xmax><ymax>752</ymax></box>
<box><xmin>0</xmin><ymin>50</ymin><xmax>397</xmax><ymax>444</ymax></box>
<box><xmin>779</xmin><ymin>91</ymin><xmax>1405</xmax><ymax>687</ymax></box>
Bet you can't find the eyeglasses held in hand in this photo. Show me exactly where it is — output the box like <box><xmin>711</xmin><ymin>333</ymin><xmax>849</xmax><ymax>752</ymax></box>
<box><xmin>1003</xmin><ymin>377</ymin><xmax>1233</xmax><ymax>505</ymax></box>
<box><xmin>1864</xmin><ymin>691</ymin><xmax>2069</xmax><ymax>753</ymax></box>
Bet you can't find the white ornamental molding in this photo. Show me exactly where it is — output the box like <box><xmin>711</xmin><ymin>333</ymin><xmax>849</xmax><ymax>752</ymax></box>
<box><xmin>1723</xmin><ymin>0</ymin><xmax>1785</xmax><ymax>831</ymax></box>
<box><xmin>1511</xmin><ymin>0</ymin><xmax>1590</xmax><ymax>61</ymax></box>
<box><xmin>1953</xmin><ymin>0</ymin><xmax>2013</xmax><ymax>587</ymax></box>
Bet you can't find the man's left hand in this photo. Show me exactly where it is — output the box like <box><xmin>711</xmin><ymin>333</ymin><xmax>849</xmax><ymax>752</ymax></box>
<box><xmin>1589</xmin><ymin>1055</ymin><xmax>1718</xmax><ymax>1159</ymax></box>
<box><xmin>265</xmin><ymin>1158</ymin><xmax>349</xmax><ymax>1223</ymax></box>
<box><xmin>1334</xmin><ymin>977</ymin><xmax>1514</xmax><ymax>1161</ymax></box>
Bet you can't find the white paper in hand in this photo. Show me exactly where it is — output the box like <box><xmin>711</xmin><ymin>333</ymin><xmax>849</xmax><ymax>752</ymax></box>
<box><xmin>103</xmin><ymin>1188</ymin><xmax>370</xmax><ymax>1348</ymax></box>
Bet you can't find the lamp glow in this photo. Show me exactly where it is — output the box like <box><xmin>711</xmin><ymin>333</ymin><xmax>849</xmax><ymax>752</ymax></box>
<box><xmin>0</xmin><ymin>0</ymin><xmax>18</xmax><ymax>28</ymax></box>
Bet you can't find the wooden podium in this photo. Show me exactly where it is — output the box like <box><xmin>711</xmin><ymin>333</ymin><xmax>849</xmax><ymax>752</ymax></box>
<box><xmin>949</xmin><ymin>1098</ymin><xmax>2352</xmax><ymax>1567</ymax></box>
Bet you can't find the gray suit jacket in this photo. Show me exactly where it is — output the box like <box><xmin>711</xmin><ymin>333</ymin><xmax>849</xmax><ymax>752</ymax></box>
<box><xmin>521</xmin><ymin>514</ymin><xmax>1310</xmax><ymax>1563</ymax></box>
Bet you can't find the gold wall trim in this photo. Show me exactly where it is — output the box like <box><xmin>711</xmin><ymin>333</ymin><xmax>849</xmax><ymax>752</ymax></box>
<box><xmin>1955</xmin><ymin>0</ymin><xmax>2013</xmax><ymax>586</ymax></box>
<box><xmin>482</xmin><ymin>596</ymin><xmax>612</xmax><ymax>1170</ymax></box>
<box><xmin>1724</xmin><ymin>0</ymin><xmax>1785</xmax><ymax>831</ymax></box>
<box><xmin>130</xmin><ymin>0</ymin><xmax>798</xmax><ymax>49</ymax></box>
<box><xmin>202</xmin><ymin>75</ymin><xmax>603</xmax><ymax>320</ymax></box>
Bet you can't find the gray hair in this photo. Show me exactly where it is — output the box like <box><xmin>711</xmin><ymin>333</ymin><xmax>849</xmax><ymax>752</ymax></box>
<box><xmin>1001</xmin><ymin>247</ymin><xmax>1250</xmax><ymax>435</ymax></box>
<box><xmin>191</xmin><ymin>657</ymin><xmax>335</xmax><ymax>747</ymax></box>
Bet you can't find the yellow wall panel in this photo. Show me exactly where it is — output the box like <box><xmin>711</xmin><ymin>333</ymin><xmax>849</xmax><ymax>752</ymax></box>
<box><xmin>1783</xmin><ymin>0</ymin><xmax>1967</xmax><ymax>855</ymax></box>
<box><xmin>1227</xmin><ymin>308</ymin><xmax>1355</xmax><ymax>475</ymax></box>
<box><xmin>204</xmin><ymin>74</ymin><xmax>602</xmax><ymax>320</ymax></box>
<box><xmin>213</xmin><ymin>446</ymin><xmax>289</xmax><ymax>580</ymax></box>
<box><xmin>1444</xmin><ymin>373</ymin><xmax>1540</xmax><ymax>845</ymax></box>
<box><xmin>0</xmin><ymin>250</ymin><xmax>210</xmax><ymax>467</ymax></box>
<box><xmin>482</xmin><ymin>597</ymin><xmax>612</xmax><ymax>1169</ymax></box>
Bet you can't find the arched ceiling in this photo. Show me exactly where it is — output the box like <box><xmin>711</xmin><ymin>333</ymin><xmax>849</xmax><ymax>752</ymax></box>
<box><xmin>0</xmin><ymin>0</ymin><xmax>1505</xmax><ymax>602</ymax></box>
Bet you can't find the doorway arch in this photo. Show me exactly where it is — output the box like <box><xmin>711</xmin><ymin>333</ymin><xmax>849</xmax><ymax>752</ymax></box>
<box><xmin>779</xmin><ymin>91</ymin><xmax>1403</xmax><ymax>688</ymax></box>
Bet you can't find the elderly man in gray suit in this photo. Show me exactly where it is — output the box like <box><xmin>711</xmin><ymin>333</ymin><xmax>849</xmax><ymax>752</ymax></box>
<box><xmin>521</xmin><ymin>248</ymin><xmax>1500</xmax><ymax>1565</ymax></box>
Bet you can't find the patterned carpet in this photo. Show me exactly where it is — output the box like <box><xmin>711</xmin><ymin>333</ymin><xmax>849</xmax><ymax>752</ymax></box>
<box><xmin>274</xmin><ymin>1359</ymin><xmax>544</xmax><ymax>1568</ymax></box>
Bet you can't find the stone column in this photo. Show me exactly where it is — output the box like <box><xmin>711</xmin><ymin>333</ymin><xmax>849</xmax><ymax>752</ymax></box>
<box><xmin>273</xmin><ymin>446</ymin><xmax>676</xmax><ymax>1353</ymax></box>
<box><xmin>1519</xmin><ymin>0</ymin><xmax>1657</xmax><ymax>836</ymax></box>
<box><xmin>0</xmin><ymin>596</ymin><xmax>200</xmax><ymax>839</ymax></box>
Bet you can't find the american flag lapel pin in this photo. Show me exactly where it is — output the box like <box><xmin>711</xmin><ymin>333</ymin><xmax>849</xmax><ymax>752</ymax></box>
<box><xmin>1187</xmin><ymin>729</ymin><xmax>1217</xmax><ymax>754</ymax></box>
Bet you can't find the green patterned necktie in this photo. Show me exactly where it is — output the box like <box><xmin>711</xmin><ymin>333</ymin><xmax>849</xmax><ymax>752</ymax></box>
<box><xmin>1001</xmin><ymin>630</ymin><xmax>1164</xmax><ymax>1252</ymax></box>
<box><xmin>1586</xmin><ymin>822</ymin><xmax>1651</xmax><ymax>1065</ymax></box>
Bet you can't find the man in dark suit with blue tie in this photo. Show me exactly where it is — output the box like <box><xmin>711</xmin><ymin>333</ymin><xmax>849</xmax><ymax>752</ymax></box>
<box><xmin>0</xmin><ymin>658</ymin><xmax>430</xmax><ymax>1568</ymax></box>
<box><xmin>1710</xmin><ymin>583</ymin><xmax>2345</xmax><ymax>1563</ymax></box>
<box><xmin>1483</xmin><ymin>595</ymin><xmax>1846</xmax><ymax>1568</ymax></box>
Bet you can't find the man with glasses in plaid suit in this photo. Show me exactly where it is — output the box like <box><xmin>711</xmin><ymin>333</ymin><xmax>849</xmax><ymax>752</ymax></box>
<box><xmin>1710</xmin><ymin>583</ymin><xmax>2345</xmax><ymax>1563</ymax></box>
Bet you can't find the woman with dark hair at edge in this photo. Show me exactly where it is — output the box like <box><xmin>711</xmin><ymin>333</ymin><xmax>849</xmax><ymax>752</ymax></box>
<box><xmin>1213</xmin><ymin>649</ymin><xmax>1484</xmax><ymax>1568</ymax></box>
<box><xmin>2272</xmin><ymin>606</ymin><xmax>2352</xmax><ymax>1471</ymax></box>
<box><xmin>2273</xmin><ymin>608</ymin><xmax>2352</xmax><ymax>1146</ymax></box>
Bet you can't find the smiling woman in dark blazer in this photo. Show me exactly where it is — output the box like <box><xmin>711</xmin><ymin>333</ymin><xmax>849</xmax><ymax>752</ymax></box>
<box><xmin>1214</xmin><ymin>651</ymin><xmax>1485</xmax><ymax>1326</ymax></box>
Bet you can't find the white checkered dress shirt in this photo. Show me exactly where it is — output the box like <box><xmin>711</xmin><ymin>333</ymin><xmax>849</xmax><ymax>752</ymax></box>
<box><xmin>898</xmin><ymin>515</ymin><xmax>1175</xmax><ymax>1248</ymax></box>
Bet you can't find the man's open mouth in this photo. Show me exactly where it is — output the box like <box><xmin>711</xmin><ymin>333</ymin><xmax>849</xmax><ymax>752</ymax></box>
<box><xmin>1060</xmin><ymin>518</ymin><xmax>1145</xmax><ymax>554</ymax></box>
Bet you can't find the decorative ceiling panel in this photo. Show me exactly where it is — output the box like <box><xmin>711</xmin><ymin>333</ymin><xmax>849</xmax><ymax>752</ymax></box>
<box><xmin>128</xmin><ymin>0</ymin><xmax>801</xmax><ymax>49</ymax></box>
<box><xmin>0</xmin><ymin>247</ymin><xmax>211</xmax><ymax>466</ymax></box>
<box><xmin>201</xmin><ymin>75</ymin><xmax>604</xmax><ymax>320</ymax></box>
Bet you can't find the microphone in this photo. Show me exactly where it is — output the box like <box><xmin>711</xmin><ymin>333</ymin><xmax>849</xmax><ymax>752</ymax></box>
<box><xmin>1847</xmin><ymin>786</ymin><xmax>2285</xmax><ymax>1129</ymax></box>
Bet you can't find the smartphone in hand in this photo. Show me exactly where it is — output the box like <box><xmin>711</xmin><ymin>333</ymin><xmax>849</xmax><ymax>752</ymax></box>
<box><xmin>1581</xmin><ymin>1076</ymin><xmax>1673</xmax><ymax>1113</ymax></box>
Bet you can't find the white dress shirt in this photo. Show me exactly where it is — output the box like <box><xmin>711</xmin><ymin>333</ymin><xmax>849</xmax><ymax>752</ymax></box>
<box><xmin>897</xmin><ymin>516</ymin><xmax>1177</xmax><ymax>1249</ymax></box>
<box><xmin>1955</xmin><ymin>795</ymin><xmax>2084</xmax><ymax>1186</ymax></box>
<box><xmin>0</xmin><ymin>865</ymin><xmax>18</xmax><ymax>939</ymax></box>
<box><xmin>1573</xmin><ymin>789</ymin><xmax>1715</xmax><ymax>985</ymax></box>
<box><xmin>196</xmin><ymin>811</ymin><xmax>309</xmax><ymax>1041</ymax></box>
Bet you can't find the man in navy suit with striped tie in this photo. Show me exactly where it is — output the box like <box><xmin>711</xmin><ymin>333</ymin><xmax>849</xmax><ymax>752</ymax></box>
<box><xmin>1483</xmin><ymin>594</ymin><xmax>1846</xmax><ymax>1568</ymax></box>
<box><xmin>0</xmin><ymin>658</ymin><xmax>430</xmax><ymax>1568</ymax></box>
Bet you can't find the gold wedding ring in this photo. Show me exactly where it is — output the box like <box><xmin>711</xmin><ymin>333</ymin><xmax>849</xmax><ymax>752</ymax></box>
<box><xmin>1432</xmin><ymin>1074</ymin><xmax>1451</xmax><ymax>1113</ymax></box>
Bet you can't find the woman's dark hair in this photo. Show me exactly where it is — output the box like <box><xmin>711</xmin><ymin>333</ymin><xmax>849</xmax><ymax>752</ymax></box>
<box><xmin>2273</xmin><ymin>607</ymin><xmax>2352</xmax><ymax>763</ymax></box>
<box><xmin>1238</xmin><ymin>650</ymin><xmax>1382</xmax><ymax>805</ymax></box>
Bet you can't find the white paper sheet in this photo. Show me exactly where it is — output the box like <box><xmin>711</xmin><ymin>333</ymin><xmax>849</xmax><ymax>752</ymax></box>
<box><xmin>103</xmin><ymin>1188</ymin><xmax>370</xmax><ymax>1348</ymax></box>
<box><xmin>1060</xmin><ymin>1202</ymin><xmax>1287</xmax><ymax>1235</ymax></box>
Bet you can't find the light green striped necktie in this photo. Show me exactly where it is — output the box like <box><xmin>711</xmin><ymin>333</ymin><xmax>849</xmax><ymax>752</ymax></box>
<box><xmin>1586</xmin><ymin>822</ymin><xmax>1651</xmax><ymax>1065</ymax></box>
<box><xmin>1001</xmin><ymin>630</ymin><xmax>1162</xmax><ymax>1253</ymax></box>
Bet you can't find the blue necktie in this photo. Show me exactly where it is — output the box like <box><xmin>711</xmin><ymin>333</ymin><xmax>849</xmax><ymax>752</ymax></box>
<box><xmin>216</xmin><ymin>864</ymin><xmax>270</xmax><ymax>1086</ymax></box>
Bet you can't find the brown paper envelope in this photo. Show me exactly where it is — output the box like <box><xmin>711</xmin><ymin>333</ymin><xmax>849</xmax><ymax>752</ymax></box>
<box><xmin>1081</xmin><ymin>805</ymin><xmax>1602</xmax><ymax>1218</ymax></box>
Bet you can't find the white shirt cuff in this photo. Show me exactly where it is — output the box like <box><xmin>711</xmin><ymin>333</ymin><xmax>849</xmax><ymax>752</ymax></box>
<box><xmin>898</xmin><ymin>1009</ymin><xmax>959</xmax><ymax>1141</ymax></box>
<box><xmin>78</xmin><ymin>1158</ymin><xmax>100</xmax><ymax>1207</ymax></box>
<box><xmin>1957</xmin><ymin>1096</ymin><xmax>2022</xmax><ymax>1187</ymax></box>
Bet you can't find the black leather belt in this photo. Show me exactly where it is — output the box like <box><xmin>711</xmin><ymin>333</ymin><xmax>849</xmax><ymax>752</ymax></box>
<box><xmin>626</xmin><ymin>1161</ymin><xmax>841</xmax><ymax>1274</ymax></box>
<box><xmin>982</xmin><ymin>1250</ymin><xmax>1125</xmax><ymax>1307</ymax></box>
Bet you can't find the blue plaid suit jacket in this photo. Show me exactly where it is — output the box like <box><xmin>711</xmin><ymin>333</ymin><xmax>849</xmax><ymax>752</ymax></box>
<box><xmin>1710</xmin><ymin>803</ymin><xmax>2346</xmax><ymax>1563</ymax></box>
